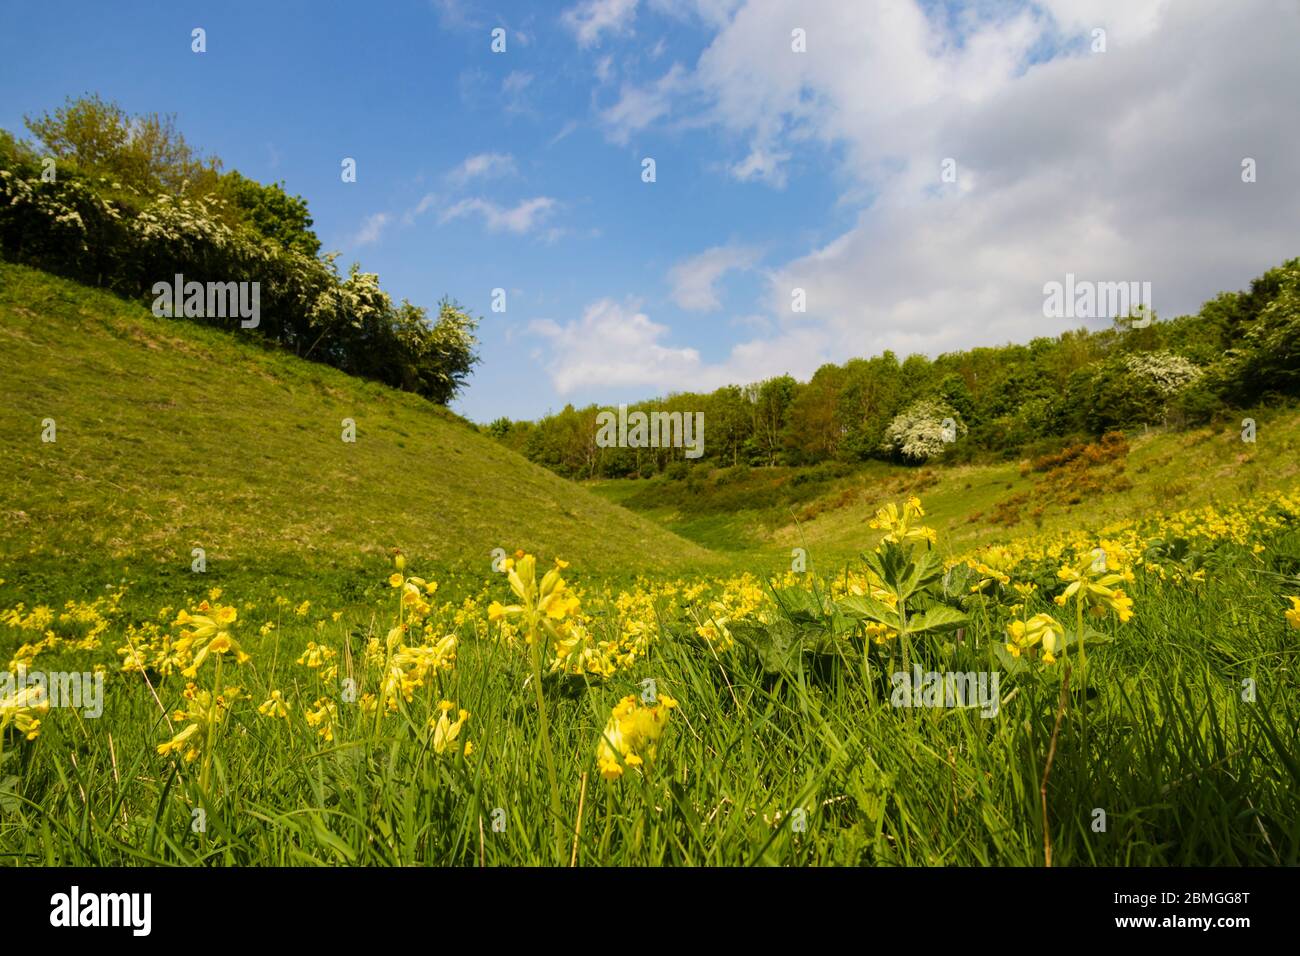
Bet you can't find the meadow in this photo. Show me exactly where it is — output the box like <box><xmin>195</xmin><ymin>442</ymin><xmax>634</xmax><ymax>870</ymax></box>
<box><xmin>2</xmin><ymin>264</ymin><xmax>1298</xmax><ymax>866</ymax></box>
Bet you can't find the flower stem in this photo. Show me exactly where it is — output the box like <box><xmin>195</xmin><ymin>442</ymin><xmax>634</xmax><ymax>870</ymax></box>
<box><xmin>530</xmin><ymin>629</ymin><xmax>564</xmax><ymax>862</ymax></box>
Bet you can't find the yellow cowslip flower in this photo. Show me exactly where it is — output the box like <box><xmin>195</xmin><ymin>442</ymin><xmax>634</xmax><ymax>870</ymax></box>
<box><xmin>1054</xmin><ymin>554</ymin><xmax>1135</xmax><ymax>623</ymax></box>
<box><xmin>295</xmin><ymin>600</ymin><xmax>311</xmax><ymax>618</ymax></box>
<box><xmin>492</xmin><ymin>554</ymin><xmax>583</xmax><ymax>645</ymax></box>
<box><xmin>157</xmin><ymin>685</ymin><xmax>241</xmax><ymax>761</ymax></box>
<box><xmin>393</xmin><ymin>551</ymin><xmax>406</xmax><ymax>572</ymax></box>
<box><xmin>866</xmin><ymin>622</ymin><xmax>898</xmax><ymax>645</ymax></box>
<box><xmin>1286</xmin><ymin>596</ymin><xmax>1300</xmax><ymax>630</ymax></box>
<box><xmin>305</xmin><ymin>697</ymin><xmax>338</xmax><ymax>741</ymax></box>
<box><xmin>0</xmin><ymin>685</ymin><xmax>50</xmax><ymax>741</ymax></box>
<box><xmin>156</xmin><ymin>722</ymin><xmax>201</xmax><ymax>761</ymax></box>
<box><xmin>297</xmin><ymin>642</ymin><xmax>337</xmax><ymax>669</ymax></box>
<box><xmin>596</xmin><ymin>693</ymin><xmax>678</xmax><ymax>781</ymax></box>
<box><xmin>174</xmin><ymin>601</ymin><xmax>246</xmax><ymax>674</ymax></box>
<box><xmin>1006</xmin><ymin>613</ymin><xmax>1066</xmax><ymax>663</ymax></box>
<box><xmin>550</xmin><ymin>627</ymin><xmax>619</xmax><ymax>677</ymax></box>
<box><xmin>967</xmin><ymin>560</ymin><xmax>1011</xmax><ymax>593</ymax></box>
<box><xmin>257</xmin><ymin>690</ymin><xmax>291</xmax><ymax>719</ymax></box>
<box><xmin>869</xmin><ymin>496</ymin><xmax>938</xmax><ymax>547</ymax></box>
<box><xmin>388</xmin><ymin>573</ymin><xmax>404</xmax><ymax>588</ymax></box>
<box><xmin>181</xmin><ymin>630</ymin><xmax>251</xmax><ymax>678</ymax></box>
<box><xmin>430</xmin><ymin>700</ymin><xmax>470</xmax><ymax>755</ymax></box>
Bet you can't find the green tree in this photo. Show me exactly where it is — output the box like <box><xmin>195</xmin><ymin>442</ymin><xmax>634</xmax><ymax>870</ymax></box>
<box><xmin>25</xmin><ymin>94</ymin><xmax>221</xmax><ymax>196</ymax></box>
<box><xmin>219</xmin><ymin>171</ymin><xmax>321</xmax><ymax>257</ymax></box>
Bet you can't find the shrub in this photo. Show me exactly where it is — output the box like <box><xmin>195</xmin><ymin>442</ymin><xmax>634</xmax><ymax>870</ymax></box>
<box><xmin>881</xmin><ymin>400</ymin><xmax>967</xmax><ymax>463</ymax></box>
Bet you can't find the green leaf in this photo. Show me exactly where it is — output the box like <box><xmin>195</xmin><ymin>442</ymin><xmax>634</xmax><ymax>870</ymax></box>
<box><xmin>731</xmin><ymin>620</ymin><xmax>802</xmax><ymax>675</ymax></box>
<box><xmin>907</xmin><ymin>604</ymin><xmax>969</xmax><ymax>634</ymax></box>
<box><xmin>836</xmin><ymin>594</ymin><xmax>899</xmax><ymax>630</ymax></box>
<box><xmin>898</xmin><ymin>548</ymin><xmax>945</xmax><ymax>601</ymax></box>
<box><xmin>991</xmin><ymin>642</ymin><xmax>1030</xmax><ymax>676</ymax></box>
<box><xmin>772</xmin><ymin>585</ymin><xmax>829</xmax><ymax>624</ymax></box>
<box><xmin>0</xmin><ymin>775</ymin><xmax>20</xmax><ymax>814</ymax></box>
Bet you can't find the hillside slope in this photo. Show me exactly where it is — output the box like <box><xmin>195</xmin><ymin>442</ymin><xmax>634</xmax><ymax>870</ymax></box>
<box><xmin>588</xmin><ymin>409</ymin><xmax>1300</xmax><ymax>570</ymax></box>
<box><xmin>0</xmin><ymin>263</ymin><xmax>716</xmax><ymax>576</ymax></box>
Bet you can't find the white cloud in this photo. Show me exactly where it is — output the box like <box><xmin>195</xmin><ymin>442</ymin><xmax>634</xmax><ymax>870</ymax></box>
<box><xmin>598</xmin><ymin>0</ymin><xmax>1300</xmax><ymax>368</ymax></box>
<box><xmin>530</xmin><ymin>298</ymin><xmax>828</xmax><ymax>394</ymax></box>
<box><xmin>352</xmin><ymin>212</ymin><xmax>390</xmax><ymax>246</ymax></box>
<box><xmin>446</xmin><ymin>152</ymin><xmax>516</xmax><ymax>186</ymax></box>
<box><xmin>530</xmin><ymin>299</ymin><xmax>700</xmax><ymax>393</ymax></box>
<box><xmin>728</xmin><ymin>145</ymin><xmax>790</xmax><ymax>187</ymax></box>
<box><xmin>599</xmin><ymin>62</ymin><xmax>691</xmax><ymax>144</ymax></box>
<box><xmin>548</xmin><ymin>119</ymin><xmax>580</xmax><ymax>146</ymax></box>
<box><xmin>562</xmin><ymin>0</ymin><xmax>639</xmax><ymax>48</ymax></box>
<box><xmin>439</xmin><ymin>196</ymin><xmax>559</xmax><ymax>234</ymax></box>
<box><xmin>669</xmin><ymin>244</ymin><xmax>760</xmax><ymax>311</ymax></box>
<box><xmin>431</xmin><ymin>0</ymin><xmax>479</xmax><ymax>29</ymax></box>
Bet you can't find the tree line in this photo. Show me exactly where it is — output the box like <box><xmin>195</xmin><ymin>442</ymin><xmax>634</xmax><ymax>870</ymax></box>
<box><xmin>488</xmin><ymin>256</ymin><xmax>1300</xmax><ymax>479</ymax></box>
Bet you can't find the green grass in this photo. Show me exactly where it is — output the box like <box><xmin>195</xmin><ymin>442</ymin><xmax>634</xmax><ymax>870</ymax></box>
<box><xmin>589</xmin><ymin>410</ymin><xmax>1300</xmax><ymax>569</ymax></box>
<box><xmin>0</xmin><ymin>262</ymin><xmax>717</xmax><ymax>586</ymax></box>
<box><xmin>1</xmin><ymin>262</ymin><xmax>1296</xmax><ymax>867</ymax></box>
<box><xmin>1</xmin><ymin>527</ymin><xmax>1296</xmax><ymax>865</ymax></box>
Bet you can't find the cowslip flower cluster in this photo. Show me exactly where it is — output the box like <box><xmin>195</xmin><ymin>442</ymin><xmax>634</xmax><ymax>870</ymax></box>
<box><xmin>596</xmin><ymin>692</ymin><xmax>678</xmax><ymax>781</ymax></box>
<box><xmin>1054</xmin><ymin>554</ymin><xmax>1135</xmax><ymax>622</ymax></box>
<box><xmin>0</xmin><ymin>685</ymin><xmax>49</xmax><ymax>743</ymax></box>
<box><xmin>429</xmin><ymin>700</ymin><xmax>472</xmax><ymax>756</ymax></box>
<box><xmin>1006</xmin><ymin>613</ymin><xmax>1066</xmax><ymax>664</ymax></box>
<box><xmin>869</xmin><ymin>496</ymin><xmax>938</xmax><ymax>546</ymax></box>
<box><xmin>488</xmin><ymin>554</ymin><xmax>581</xmax><ymax>638</ymax></box>
<box><xmin>174</xmin><ymin>601</ymin><xmax>250</xmax><ymax>678</ymax></box>
<box><xmin>156</xmin><ymin>683</ymin><xmax>243</xmax><ymax>762</ymax></box>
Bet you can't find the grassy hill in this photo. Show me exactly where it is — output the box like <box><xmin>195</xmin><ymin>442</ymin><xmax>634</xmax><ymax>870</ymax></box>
<box><xmin>0</xmin><ymin>263</ymin><xmax>716</xmax><ymax>583</ymax></box>
<box><xmin>588</xmin><ymin>405</ymin><xmax>1300</xmax><ymax>570</ymax></box>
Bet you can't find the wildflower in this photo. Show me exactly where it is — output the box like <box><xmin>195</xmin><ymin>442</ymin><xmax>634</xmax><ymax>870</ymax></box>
<box><xmin>305</xmin><ymin>697</ymin><xmax>338</xmax><ymax>741</ymax></box>
<box><xmin>156</xmin><ymin>722</ymin><xmax>200</xmax><ymax>761</ymax></box>
<box><xmin>174</xmin><ymin>602</ymin><xmax>250</xmax><ymax>677</ymax></box>
<box><xmin>1286</xmin><ymin>596</ymin><xmax>1300</xmax><ymax>630</ymax></box>
<box><xmin>967</xmin><ymin>560</ymin><xmax>1011</xmax><ymax>594</ymax></box>
<box><xmin>257</xmin><ymin>690</ymin><xmax>291</xmax><ymax>719</ymax></box>
<box><xmin>869</xmin><ymin>496</ymin><xmax>938</xmax><ymax>547</ymax></box>
<box><xmin>430</xmin><ymin>700</ymin><xmax>470</xmax><ymax>755</ymax></box>
<box><xmin>0</xmin><ymin>685</ymin><xmax>49</xmax><ymax>741</ymax></box>
<box><xmin>156</xmin><ymin>684</ymin><xmax>241</xmax><ymax>762</ymax></box>
<box><xmin>389</xmin><ymin>573</ymin><xmax>404</xmax><ymax>588</ymax></box>
<box><xmin>596</xmin><ymin>693</ymin><xmax>678</xmax><ymax>781</ymax></box>
<box><xmin>491</xmin><ymin>554</ymin><xmax>582</xmax><ymax>641</ymax></box>
<box><xmin>865</xmin><ymin>621</ymin><xmax>898</xmax><ymax>645</ymax></box>
<box><xmin>1054</xmin><ymin>554</ymin><xmax>1135</xmax><ymax>623</ymax></box>
<box><xmin>1006</xmin><ymin>614</ymin><xmax>1066</xmax><ymax>663</ymax></box>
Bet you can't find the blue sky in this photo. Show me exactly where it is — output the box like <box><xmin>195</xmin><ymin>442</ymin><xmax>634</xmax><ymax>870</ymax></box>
<box><xmin>3</xmin><ymin>1</ymin><xmax>1298</xmax><ymax>423</ymax></box>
